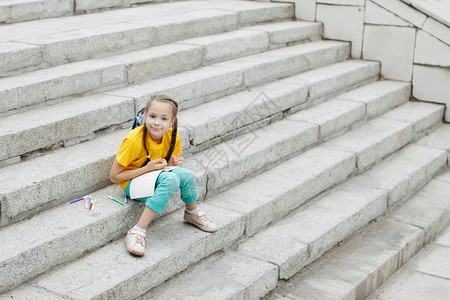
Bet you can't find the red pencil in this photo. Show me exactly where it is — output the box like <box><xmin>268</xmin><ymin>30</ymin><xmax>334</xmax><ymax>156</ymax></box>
<box><xmin>89</xmin><ymin>203</ymin><xmax>93</xmax><ymax>211</ymax></box>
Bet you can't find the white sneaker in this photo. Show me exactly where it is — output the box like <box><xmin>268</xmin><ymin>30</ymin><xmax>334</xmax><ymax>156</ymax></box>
<box><xmin>125</xmin><ymin>229</ymin><xmax>146</xmax><ymax>256</ymax></box>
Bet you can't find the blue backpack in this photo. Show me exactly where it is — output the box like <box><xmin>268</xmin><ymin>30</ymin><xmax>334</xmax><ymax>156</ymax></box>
<box><xmin>132</xmin><ymin>108</ymin><xmax>145</xmax><ymax>130</ymax></box>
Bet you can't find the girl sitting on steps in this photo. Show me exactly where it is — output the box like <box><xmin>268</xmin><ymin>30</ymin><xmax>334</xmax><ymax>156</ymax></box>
<box><xmin>110</xmin><ymin>95</ymin><xmax>218</xmax><ymax>256</ymax></box>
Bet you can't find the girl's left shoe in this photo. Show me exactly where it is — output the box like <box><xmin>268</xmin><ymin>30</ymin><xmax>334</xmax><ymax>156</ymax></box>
<box><xmin>184</xmin><ymin>208</ymin><xmax>219</xmax><ymax>232</ymax></box>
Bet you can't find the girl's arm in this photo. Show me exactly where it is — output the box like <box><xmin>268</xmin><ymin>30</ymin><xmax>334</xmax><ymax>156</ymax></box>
<box><xmin>110</xmin><ymin>158</ymin><xmax>167</xmax><ymax>183</ymax></box>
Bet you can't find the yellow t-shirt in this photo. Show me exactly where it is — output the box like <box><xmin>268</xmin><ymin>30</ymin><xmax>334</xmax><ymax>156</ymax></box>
<box><xmin>115</xmin><ymin>126</ymin><xmax>182</xmax><ymax>190</ymax></box>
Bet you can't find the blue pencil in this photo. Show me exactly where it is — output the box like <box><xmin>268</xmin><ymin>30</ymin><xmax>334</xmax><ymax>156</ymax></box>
<box><xmin>69</xmin><ymin>197</ymin><xmax>84</xmax><ymax>204</ymax></box>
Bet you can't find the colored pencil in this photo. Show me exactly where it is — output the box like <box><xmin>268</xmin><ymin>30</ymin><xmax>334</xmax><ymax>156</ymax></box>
<box><xmin>108</xmin><ymin>196</ymin><xmax>125</xmax><ymax>206</ymax></box>
<box><xmin>69</xmin><ymin>197</ymin><xmax>84</xmax><ymax>204</ymax></box>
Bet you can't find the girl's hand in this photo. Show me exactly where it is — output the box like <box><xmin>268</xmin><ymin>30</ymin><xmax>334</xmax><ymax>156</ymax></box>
<box><xmin>146</xmin><ymin>158</ymin><xmax>167</xmax><ymax>171</ymax></box>
<box><xmin>169</xmin><ymin>155</ymin><xmax>184</xmax><ymax>167</ymax></box>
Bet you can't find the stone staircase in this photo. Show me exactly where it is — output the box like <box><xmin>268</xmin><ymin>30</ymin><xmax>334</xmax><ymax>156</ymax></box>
<box><xmin>0</xmin><ymin>0</ymin><xmax>449</xmax><ymax>299</ymax></box>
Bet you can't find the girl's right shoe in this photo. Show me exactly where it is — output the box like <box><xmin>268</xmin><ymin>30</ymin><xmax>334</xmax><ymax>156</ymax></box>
<box><xmin>126</xmin><ymin>229</ymin><xmax>146</xmax><ymax>256</ymax></box>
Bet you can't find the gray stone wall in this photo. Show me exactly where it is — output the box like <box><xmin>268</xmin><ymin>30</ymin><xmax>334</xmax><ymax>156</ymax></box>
<box><xmin>273</xmin><ymin>0</ymin><xmax>450</xmax><ymax>121</ymax></box>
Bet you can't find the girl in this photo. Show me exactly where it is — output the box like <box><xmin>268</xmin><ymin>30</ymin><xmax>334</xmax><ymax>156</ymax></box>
<box><xmin>110</xmin><ymin>95</ymin><xmax>218</xmax><ymax>256</ymax></box>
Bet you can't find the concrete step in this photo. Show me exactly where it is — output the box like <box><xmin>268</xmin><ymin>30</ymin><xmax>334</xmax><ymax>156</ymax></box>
<box><xmin>0</xmin><ymin>1</ymin><xmax>293</xmax><ymax>75</ymax></box>
<box><xmin>1</xmin><ymin>20</ymin><xmax>320</xmax><ymax>78</ymax></box>
<box><xmin>0</xmin><ymin>0</ymin><xmax>293</xmax><ymax>25</ymax></box>
<box><xmin>97</xmin><ymin>21</ymin><xmax>322</xmax><ymax>84</ymax></box>
<box><xmin>0</xmin><ymin>0</ymin><xmax>180</xmax><ymax>24</ymax></box>
<box><xmin>321</xmin><ymin>101</ymin><xmax>444</xmax><ymax>172</ymax></box>
<box><xmin>0</xmin><ymin>59</ymin><xmax>128</xmax><ymax>115</ymax></box>
<box><xmin>75</xmin><ymin>0</ymin><xmax>180</xmax><ymax>14</ymax></box>
<box><xmin>0</xmin><ymin>41</ymin><xmax>350</xmax><ymax>164</ymax></box>
<box><xmin>0</xmin><ymin>0</ymin><xmax>73</xmax><ymax>24</ymax></box>
<box><xmin>167</xmin><ymin>60</ymin><xmax>381</xmax><ymax>147</ymax></box>
<box><xmin>0</xmin><ymin>96</ymin><xmax>442</xmax><ymax>295</ymax></box>
<box><xmin>366</xmin><ymin>222</ymin><xmax>450</xmax><ymax>300</ymax></box>
<box><xmin>106</xmin><ymin>40</ymin><xmax>350</xmax><ymax>114</ymax></box>
<box><xmin>1</xmin><ymin>115</ymin><xmax>446</xmax><ymax>299</ymax></box>
<box><xmin>265</xmin><ymin>168</ymin><xmax>450</xmax><ymax>300</ymax></box>
<box><xmin>1</xmin><ymin>39</ymin><xmax>348</xmax><ymax>116</ymax></box>
<box><xmin>141</xmin><ymin>251</ymin><xmax>279</xmax><ymax>300</ymax></box>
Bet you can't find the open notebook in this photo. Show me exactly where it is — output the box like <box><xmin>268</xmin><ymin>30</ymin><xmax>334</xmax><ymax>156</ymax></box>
<box><xmin>129</xmin><ymin>166</ymin><xmax>177</xmax><ymax>199</ymax></box>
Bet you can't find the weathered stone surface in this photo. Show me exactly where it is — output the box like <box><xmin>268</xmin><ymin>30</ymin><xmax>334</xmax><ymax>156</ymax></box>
<box><xmin>381</xmin><ymin>101</ymin><xmax>444</xmax><ymax>135</ymax></box>
<box><xmin>248</xmin><ymin>21</ymin><xmax>322</xmax><ymax>45</ymax></box>
<box><xmin>217</xmin><ymin>40</ymin><xmax>349</xmax><ymax>86</ymax></box>
<box><xmin>363</xmin><ymin>25</ymin><xmax>416</xmax><ymax>81</ymax></box>
<box><xmin>237</xmin><ymin>182</ymin><xmax>388</xmax><ymax>280</ymax></box>
<box><xmin>193</xmin><ymin>119</ymin><xmax>319</xmax><ymax>193</ymax></box>
<box><xmin>288</xmin><ymin>98</ymin><xmax>365</xmax><ymax>140</ymax></box>
<box><xmin>412</xmin><ymin>65</ymin><xmax>450</xmax><ymax>122</ymax></box>
<box><xmin>181</xmin><ymin>29</ymin><xmax>269</xmax><ymax>64</ymax></box>
<box><xmin>405</xmin><ymin>0</ymin><xmax>450</xmax><ymax>27</ymax></box>
<box><xmin>276</xmin><ymin>219</ymin><xmax>424</xmax><ymax>299</ymax></box>
<box><xmin>75</xmin><ymin>0</ymin><xmax>153</xmax><ymax>12</ymax></box>
<box><xmin>435</xmin><ymin>225</ymin><xmax>450</xmax><ymax>247</ymax></box>
<box><xmin>353</xmin><ymin>144</ymin><xmax>447</xmax><ymax>207</ymax></box>
<box><xmin>323</xmin><ymin>116</ymin><xmax>413</xmax><ymax>171</ymax></box>
<box><xmin>106</xmin><ymin>43</ymin><xmax>203</xmax><ymax>83</ymax></box>
<box><xmin>388</xmin><ymin>179</ymin><xmax>450</xmax><ymax>242</ymax></box>
<box><xmin>179</xmin><ymin>81</ymin><xmax>307</xmax><ymax>145</ymax></box>
<box><xmin>237</xmin><ymin>220</ymin><xmax>310</xmax><ymax>280</ymax></box>
<box><xmin>415</xmin><ymin>29</ymin><xmax>450</xmax><ymax>67</ymax></box>
<box><xmin>0</xmin><ymin>59</ymin><xmax>126</xmax><ymax>113</ymax></box>
<box><xmin>368</xmin><ymin>269</ymin><xmax>450</xmax><ymax>300</ymax></box>
<box><xmin>219</xmin><ymin>1</ymin><xmax>294</xmax><ymax>25</ymax></box>
<box><xmin>282</xmin><ymin>60</ymin><xmax>379</xmax><ymax>102</ymax></box>
<box><xmin>0</xmin><ymin>285</ymin><xmax>66</xmax><ymax>300</ymax></box>
<box><xmin>372</xmin><ymin>0</ymin><xmax>427</xmax><ymax>27</ymax></box>
<box><xmin>415</xmin><ymin>124</ymin><xmax>450</xmax><ymax>161</ymax></box>
<box><xmin>108</xmin><ymin>65</ymin><xmax>244</xmax><ymax>111</ymax></box>
<box><xmin>138</xmin><ymin>9</ymin><xmax>238</xmax><ymax>44</ymax></box>
<box><xmin>336</xmin><ymin>80</ymin><xmax>410</xmax><ymax>119</ymax></box>
<box><xmin>143</xmin><ymin>252</ymin><xmax>278</xmax><ymax>300</ymax></box>
<box><xmin>0</xmin><ymin>24</ymin><xmax>58</xmax><ymax>41</ymax></box>
<box><xmin>422</xmin><ymin>16</ymin><xmax>450</xmax><ymax>45</ymax></box>
<box><xmin>365</xmin><ymin>0</ymin><xmax>413</xmax><ymax>26</ymax></box>
<box><xmin>208</xmin><ymin>147</ymin><xmax>356</xmax><ymax>235</ymax></box>
<box><xmin>0</xmin><ymin>0</ymin><xmax>72</xmax><ymax>24</ymax></box>
<box><xmin>0</xmin><ymin>41</ymin><xmax>41</xmax><ymax>74</ymax></box>
<box><xmin>27</xmin><ymin>22</ymin><xmax>155</xmax><ymax>68</ymax></box>
<box><xmin>317</xmin><ymin>4</ymin><xmax>364</xmax><ymax>58</ymax></box>
<box><xmin>0</xmin><ymin>95</ymin><xmax>134</xmax><ymax>161</ymax></box>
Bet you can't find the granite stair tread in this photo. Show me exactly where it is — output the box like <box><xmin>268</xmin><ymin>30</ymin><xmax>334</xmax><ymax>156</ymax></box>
<box><xmin>0</xmin><ymin>0</ymin><xmax>293</xmax><ymax>75</ymax></box>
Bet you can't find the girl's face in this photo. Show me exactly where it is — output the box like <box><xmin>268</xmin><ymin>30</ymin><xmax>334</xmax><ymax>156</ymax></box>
<box><xmin>145</xmin><ymin>100</ymin><xmax>175</xmax><ymax>143</ymax></box>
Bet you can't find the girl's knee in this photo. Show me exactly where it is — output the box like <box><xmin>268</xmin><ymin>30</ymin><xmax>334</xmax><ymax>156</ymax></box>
<box><xmin>172</xmin><ymin>168</ymin><xmax>195</xmax><ymax>184</ymax></box>
<box><xmin>158</xmin><ymin>172</ymin><xmax>180</xmax><ymax>191</ymax></box>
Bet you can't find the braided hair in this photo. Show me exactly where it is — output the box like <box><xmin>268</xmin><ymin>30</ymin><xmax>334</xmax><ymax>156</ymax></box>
<box><xmin>142</xmin><ymin>95</ymin><xmax>179</xmax><ymax>166</ymax></box>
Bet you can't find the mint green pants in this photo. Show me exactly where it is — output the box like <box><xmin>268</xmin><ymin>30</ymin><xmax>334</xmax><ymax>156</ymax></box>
<box><xmin>125</xmin><ymin>167</ymin><xmax>198</xmax><ymax>213</ymax></box>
